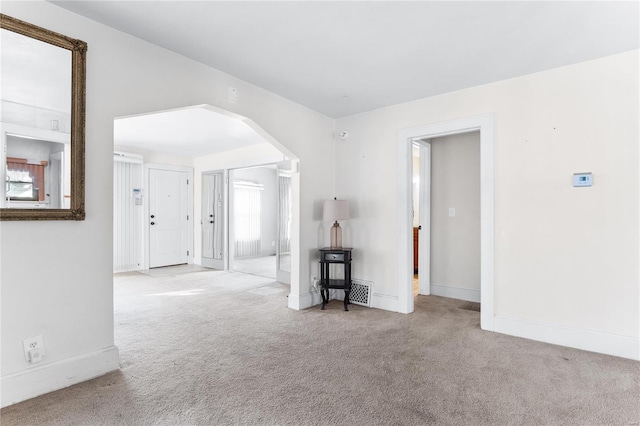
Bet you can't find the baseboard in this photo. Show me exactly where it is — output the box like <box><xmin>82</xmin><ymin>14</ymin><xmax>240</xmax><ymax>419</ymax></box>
<box><xmin>430</xmin><ymin>283</ymin><xmax>480</xmax><ymax>303</ymax></box>
<box><xmin>287</xmin><ymin>291</ymin><xmax>321</xmax><ymax>310</ymax></box>
<box><xmin>493</xmin><ymin>315</ymin><xmax>640</xmax><ymax>361</ymax></box>
<box><xmin>1</xmin><ymin>345</ymin><xmax>120</xmax><ymax>408</ymax></box>
<box><xmin>371</xmin><ymin>293</ymin><xmax>399</xmax><ymax>312</ymax></box>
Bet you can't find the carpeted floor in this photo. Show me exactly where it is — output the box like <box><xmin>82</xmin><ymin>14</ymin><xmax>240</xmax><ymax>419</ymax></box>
<box><xmin>232</xmin><ymin>255</ymin><xmax>277</xmax><ymax>279</ymax></box>
<box><xmin>1</xmin><ymin>268</ymin><xmax>639</xmax><ymax>425</ymax></box>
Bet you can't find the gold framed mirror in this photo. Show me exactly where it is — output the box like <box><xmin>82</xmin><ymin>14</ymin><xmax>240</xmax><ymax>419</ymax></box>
<box><xmin>0</xmin><ymin>14</ymin><xmax>86</xmax><ymax>220</ymax></box>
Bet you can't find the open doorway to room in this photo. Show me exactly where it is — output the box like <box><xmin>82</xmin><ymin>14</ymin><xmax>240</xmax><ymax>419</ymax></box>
<box><xmin>412</xmin><ymin>133</ymin><xmax>481</xmax><ymax>309</ymax></box>
<box><xmin>112</xmin><ymin>104</ymin><xmax>299</xmax><ymax>292</ymax></box>
<box><xmin>397</xmin><ymin>114</ymin><xmax>494</xmax><ymax>330</ymax></box>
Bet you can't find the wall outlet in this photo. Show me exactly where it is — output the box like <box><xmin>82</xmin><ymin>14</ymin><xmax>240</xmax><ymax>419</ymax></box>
<box><xmin>23</xmin><ymin>335</ymin><xmax>45</xmax><ymax>363</ymax></box>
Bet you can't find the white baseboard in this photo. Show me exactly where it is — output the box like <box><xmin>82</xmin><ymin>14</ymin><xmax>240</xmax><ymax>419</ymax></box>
<box><xmin>288</xmin><ymin>290</ymin><xmax>400</xmax><ymax>313</ymax></box>
<box><xmin>371</xmin><ymin>293</ymin><xmax>399</xmax><ymax>312</ymax></box>
<box><xmin>494</xmin><ymin>315</ymin><xmax>640</xmax><ymax>361</ymax></box>
<box><xmin>324</xmin><ymin>289</ymin><xmax>399</xmax><ymax>312</ymax></box>
<box><xmin>287</xmin><ymin>291</ymin><xmax>321</xmax><ymax>310</ymax></box>
<box><xmin>1</xmin><ymin>345</ymin><xmax>120</xmax><ymax>408</ymax></box>
<box><xmin>430</xmin><ymin>283</ymin><xmax>480</xmax><ymax>303</ymax></box>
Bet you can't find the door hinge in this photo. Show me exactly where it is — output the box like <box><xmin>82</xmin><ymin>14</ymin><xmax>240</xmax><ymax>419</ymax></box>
<box><xmin>187</xmin><ymin>250</ymin><xmax>190</xmax><ymax>256</ymax></box>
<box><xmin>187</xmin><ymin>215</ymin><xmax>189</xmax><ymax>220</ymax></box>
<box><xmin>187</xmin><ymin>179</ymin><xmax>189</xmax><ymax>185</ymax></box>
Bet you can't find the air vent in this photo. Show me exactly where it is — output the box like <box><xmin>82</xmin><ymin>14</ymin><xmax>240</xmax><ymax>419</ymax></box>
<box><xmin>349</xmin><ymin>279</ymin><xmax>373</xmax><ymax>307</ymax></box>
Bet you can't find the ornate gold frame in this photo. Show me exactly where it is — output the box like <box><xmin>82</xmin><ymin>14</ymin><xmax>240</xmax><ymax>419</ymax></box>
<box><xmin>0</xmin><ymin>14</ymin><xmax>86</xmax><ymax>220</ymax></box>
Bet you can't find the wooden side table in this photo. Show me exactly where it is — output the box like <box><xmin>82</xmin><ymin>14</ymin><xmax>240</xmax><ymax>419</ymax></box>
<box><xmin>319</xmin><ymin>247</ymin><xmax>352</xmax><ymax>311</ymax></box>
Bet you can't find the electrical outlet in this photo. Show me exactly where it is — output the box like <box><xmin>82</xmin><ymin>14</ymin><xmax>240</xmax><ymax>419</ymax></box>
<box><xmin>23</xmin><ymin>335</ymin><xmax>45</xmax><ymax>363</ymax></box>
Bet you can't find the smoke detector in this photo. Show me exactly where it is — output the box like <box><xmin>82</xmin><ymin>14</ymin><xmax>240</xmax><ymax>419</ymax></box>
<box><xmin>337</xmin><ymin>130</ymin><xmax>349</xmax><ymax>140</ymax></box>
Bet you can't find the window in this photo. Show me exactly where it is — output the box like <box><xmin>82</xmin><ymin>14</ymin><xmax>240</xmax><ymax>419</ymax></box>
<box><xmin>6</xmin><ymin>157</ymin><xmax>47</xmax><ymax>202</ymax></box>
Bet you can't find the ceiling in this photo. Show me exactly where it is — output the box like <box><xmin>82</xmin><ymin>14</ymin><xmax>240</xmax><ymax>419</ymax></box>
<box><xmin>1</xmin><ymin>28</ymin><xmax>71</xmax><ymax>114</ymax></box>
<box><xmin>114</xmin><ymin>106</ymin><xmax>268</xmax><ymax>158</ymax></box>
<box><xmin>52</xmin><ymin>1</ymin><xmax>639</xmax><ymax>119</ymax></box>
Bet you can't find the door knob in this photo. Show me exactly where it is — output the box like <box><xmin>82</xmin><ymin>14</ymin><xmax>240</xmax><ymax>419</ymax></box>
<box><xmin>150</xmin><ymin>222</ymin><xmax>155</xmax><ymax>225</ymax></box>
<box><xmin>150</xmin><ymin>214</ymin><xmax>155</xmax><ymax>218</ymax></box>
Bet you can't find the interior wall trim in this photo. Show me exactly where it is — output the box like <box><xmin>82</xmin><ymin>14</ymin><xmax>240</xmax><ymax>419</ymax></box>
<box><xmin>287</xmin><ymin>291</ymin><xmax>321</xmax><ymax>310</ymax></box>
<box><xmin>430</xmin><ymin>283</ymin><xmax>481</xmax><ymax>303</ymax></box>
<box><xmin>1</xmin><ymin>346</ymin><xmax>120</xmax><ymax>408</ymax></box>
<box><xmin>493</xmin><ymin>315</ymin><xmax>640</xmax><ymax>361</ymax></box>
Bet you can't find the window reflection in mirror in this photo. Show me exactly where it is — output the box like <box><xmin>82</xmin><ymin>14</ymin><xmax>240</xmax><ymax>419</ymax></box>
<box><xmin>0</xmin><ymin>18</ymin><xmax>81</xmax><ymax>216</ymax></box>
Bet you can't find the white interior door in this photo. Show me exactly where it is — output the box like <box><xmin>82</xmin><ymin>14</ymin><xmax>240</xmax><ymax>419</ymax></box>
<box><xmin>149</xmin><ymin>168</ymin><xmax>189</xmax><ymax>268</ymax></box>
<box><xmin>418</xmin><ymin>141</ymin><xmax>431</xmax><ymax>295</ymax></box>
<box><xmin>201</xmin><ymin>171</ymin><xmax>224</xmax><ymax>269</ymax></box>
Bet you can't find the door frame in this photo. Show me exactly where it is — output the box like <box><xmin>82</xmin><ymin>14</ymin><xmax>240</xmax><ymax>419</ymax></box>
<box><xmin>415</xmin><ymin>141</ymin><xmax>431</xmax><ymax>295</ymax></box>
<box><xmin>144</xmin><ymin>163</ymin><xmax>194</xmax><ymax>270</ymax></box>
<box><xmin>397</xmin><ymin>113</ymin><xmax>495</xmax><ymax>331</ymax></box>
<box><xmin>276</xmin><ymin>163</ymin><xmax>292</xmax><ymax>285</ymax></box>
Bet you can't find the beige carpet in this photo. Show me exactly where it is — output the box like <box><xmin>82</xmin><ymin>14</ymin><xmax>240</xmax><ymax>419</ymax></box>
<box><xmin>2</xmin><ymin>268</ymin><xmax>639</xmax><ymax>425</ymax></box>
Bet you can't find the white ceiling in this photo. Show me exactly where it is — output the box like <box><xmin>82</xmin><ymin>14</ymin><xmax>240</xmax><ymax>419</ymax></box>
<box><xmin>1</xmin><ymin>28</ymin><xmax>71</xmax><ymax>113</ymax></box>
<box><xmin>114</xmin><ymin>106</ymin><xmax>268</xmax><ymax>158</ymax></box>
<box><xmin>52</xmin><ymin>1</ymin><xmax>639</xmax><ymax>119</ymax></box>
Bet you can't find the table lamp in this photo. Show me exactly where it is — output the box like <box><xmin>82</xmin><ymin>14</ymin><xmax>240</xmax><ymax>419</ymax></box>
<box><xmin>323</xmin><ymin>198</ymin><xmax>350</xmax><ymax>249</ymax></box>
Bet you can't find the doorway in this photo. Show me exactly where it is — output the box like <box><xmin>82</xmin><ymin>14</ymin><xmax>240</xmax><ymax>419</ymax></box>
<box><xmin>397</xmin><ymin>113</ymin><xmax>495</xmax><ymax>331</ymax></box>
<box><xmin>413</xmin><ymin>133</ymin><xmax>481</xmax><ymax>303</ymax></box>
<box><xmin>113</xmin><ymin>104</ymin><xmax>300</xmax><ymax>299</ymax></box>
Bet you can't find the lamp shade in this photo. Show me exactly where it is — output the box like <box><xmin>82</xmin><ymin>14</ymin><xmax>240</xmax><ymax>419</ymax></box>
<box><xmin>323</xmin><ymin>199</ymin><xmax>350</xmax><ymax>221</ymax></box>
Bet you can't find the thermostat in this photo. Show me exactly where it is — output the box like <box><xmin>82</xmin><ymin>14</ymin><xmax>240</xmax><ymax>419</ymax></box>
<box><xmin>573</xmin><ymin>173</ymin><xmax>593</xmax><ymax>187</ymax></box>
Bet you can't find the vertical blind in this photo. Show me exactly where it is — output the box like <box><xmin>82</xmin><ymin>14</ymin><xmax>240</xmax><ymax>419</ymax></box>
<box><xmin>113</xmin><ymin>157</ymin><xmax>143</xmax><ymax>272</ymax></box>
<box><xmin>234</xmin><ymin>181</ymin><xmax>263</xmax><ymax>258</ymax></box>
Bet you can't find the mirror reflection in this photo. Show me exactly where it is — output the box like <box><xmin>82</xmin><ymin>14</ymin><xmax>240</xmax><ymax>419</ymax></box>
<box><xmin>278</xmin><ymin>165</ymin><xmax>292</xmax><ymax>273</ymax></box>
<box><xmin>1</xmin><ymin>28</ymin><xmax>72</xmax><ymax>209</ymax></box>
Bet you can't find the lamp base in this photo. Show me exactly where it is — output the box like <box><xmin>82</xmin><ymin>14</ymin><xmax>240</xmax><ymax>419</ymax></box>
<box><xmin>330</xmin><ymin>221</ymin><xmax>342</xmax><ymax>249</ymax></box>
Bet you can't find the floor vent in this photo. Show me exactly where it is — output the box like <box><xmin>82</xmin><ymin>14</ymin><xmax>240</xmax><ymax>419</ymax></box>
<box><xmin>350</xmin><ymin>279</ymin><xmax>373</xmax><ymax>307</ymax></box>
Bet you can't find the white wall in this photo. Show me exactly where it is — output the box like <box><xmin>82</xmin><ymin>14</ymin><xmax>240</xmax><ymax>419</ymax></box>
<box><xmin>0</xmin><ymin>1</ymin><xmax>335</xmax><ymax>406</ymax></box>
<box><xmin>336</xmin><ymin>50</ymin><xmax>639</xmax><ymax>358</ymax></box>
<box><xmin>429</xmin><ymin>132</ymin><xmax>480</xmax><ymax>300</ymax></box>
<box><xmin>233</xmin><ymin>166</ymin><xmax>278</xmax><ymax>257</ymax></box>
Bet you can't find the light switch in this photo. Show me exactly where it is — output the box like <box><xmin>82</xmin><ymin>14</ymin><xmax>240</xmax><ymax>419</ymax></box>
<box><xmin>448</xmin><ymin>207</ymin><xmax>456</xmax><ymax>217</ymax></box>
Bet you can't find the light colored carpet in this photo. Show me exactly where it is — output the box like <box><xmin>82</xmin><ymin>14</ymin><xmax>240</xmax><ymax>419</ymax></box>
<box><xmin>2</xmin><ymin>269</ymin><xmax>639</xmax><ymax>425</ymax></box>
<box><xmin>232</xmin><ymin>255</ymin><xmax>277</xmax><ymax>279</ymax></box>
<box><xmin>139</xmin><ymin>264</ymin><xmax>211</xmax><ymax>277</ymax></box>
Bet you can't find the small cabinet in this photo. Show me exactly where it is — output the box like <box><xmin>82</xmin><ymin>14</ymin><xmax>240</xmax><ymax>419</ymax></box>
<box><xmin>319</xmin><ymin>247</ymin><xmax>353</xmax><ymax>311</ymax></box>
